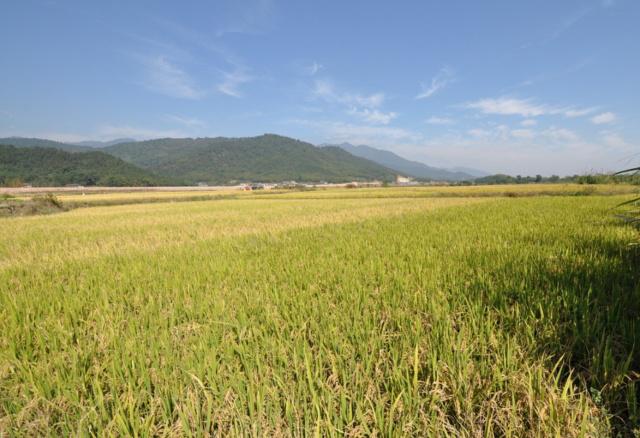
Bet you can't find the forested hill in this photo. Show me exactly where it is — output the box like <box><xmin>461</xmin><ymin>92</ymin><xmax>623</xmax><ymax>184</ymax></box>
<box><xmin>104</xmin><ymin>134</ymin><xmax>397</xmax><ymax>184</ymax></box>
<box><xmin>0</xmin><ymin>137</ymin><xmax>93</xmax><ymax>153</ymax></box>
<box><xmin>0</xmin><ymin>144</ymin><xmax>171</xmax><ymax>186</ymax></box>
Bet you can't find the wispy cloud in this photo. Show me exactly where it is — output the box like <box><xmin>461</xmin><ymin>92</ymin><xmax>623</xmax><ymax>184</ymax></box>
<box><xmin>217</xmin><ymin>68</ymin><xmax>253</xmax><ymax>98</ymax></box>
<box><xmin>133</xmin><ymin>18</ymin><xmax>257</xmax><ymax>99</ymax></box>
<box><xmin>307</xmin><ymin>61</ymin><xmax>323</xmax><ymax>75</ymax></box>
<box><xmin>519</xmin><ymin>4</ymin><xmax>606</xmax><ymax>50</ymax></box>
<box><xmin>426</xmin><ymin>116</ymin><xmax>455</xmax><ymax>125</ymax></box>
<box><xmin>165</xmin><ymin>115</ymin><xmax>206</xmax><ymax>127</ymax></box>
<box><xmin>591</xmin><ymin>112</ymin><xmax>616</xmax><ymax>125</ymax></box>
<box><xmin>464</xmin><ymin>97</ymin><xmax>549</xmax><ymax>117</ymax></box>
<box><xmin>311</xmin><ymin>79</ymin><xmax>395</xmax><ymax>125</ymax></box>
<box><xmin>511</xmin><ymin>129</ymin><xmax>535</xmax><ymax>139</ymax></box>
<box><xmin>565</xmin><ymin>107</ymin><xmax>598</xmax><ymax>118</ymax></box>
<box><xmin>464</xmin><ymin>124</ymin><xmax>580</xmax><ymax>144</ymax></box>
<box><xmin>313</xmin><ymin>80</ymin><xmax>385</xmax><ymax>109</ymax></box>
<box><xmin>468</xmin><ymin>128</ymin><xmax>492</xmax><ymax>138</ymax></box>
<box><xmin>151</xmin><ymin>17</ymin><xmax>244</xmax><ymax>65</ymax></box>
<box><xmin>548</xmin><ymin>7</ymin><xmax>592</xmax><ymax>42</ymax></box>
<box><xmin>292</xmin><ymin>119</ymin><xmax>420</xmax><ymax>146</ymax></box>
<box><xmin>521</xmin><ymin>119</ymin><xmax>537</xmax><ymax>127</ymax></box>
<box><xmin>215</xmin><ymin>0</ymin><xmax>276</xmax><ymax>37</ymax></box>
<box><xmin>142</xmin><ymin>55</ymin><xmax>203</xmax><ymax>99</ymax></box>
<box><xmin>463</xmin><ymin>96</ymin><xmax>597</xmax><ymax>119</ymax></box>
<box><xmin>416</xmin><ymin>67</ymin><xmax>455</xmax><ymax>100</ymax></box>
<box><xmin>348</xmin><ymin>108</ymin><xmax>397</xmax><ymax>125</ymax></box>
<box><xmin>543</xmin><ymin>126</ymin><xmax>579</xmax><ymax>142</ymax></box>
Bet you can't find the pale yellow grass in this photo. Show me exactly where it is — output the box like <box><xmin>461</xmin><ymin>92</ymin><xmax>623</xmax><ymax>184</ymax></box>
<box><xmin>0</xmin><ymin>196</ymin><xmax>486</xmax><ymax>270</ymax></box>
<box><xmin>261</xmin><ymin>183</ymin><xmax>638</xmax><ymax>199</ymax></box>
<box><xmin>15</xmin><ymin>183</ymin><xmax>639</xmax><ymax>206</ymax></box>
<box><xmin>56</xmin><ymin>189</ymin><xmax>242</xmax><ymax>203</ymax></box>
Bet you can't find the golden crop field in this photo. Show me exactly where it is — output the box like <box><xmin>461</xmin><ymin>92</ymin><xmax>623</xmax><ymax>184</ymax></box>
<box><xmin>1</xmin><ymin>187</ymin><xmax>639</xmax><ymax>436</ymax></box>
<box><xmin>48</xmin><ymin>183</ymin><xmax>639</xmax><ymax>206</ymax></box>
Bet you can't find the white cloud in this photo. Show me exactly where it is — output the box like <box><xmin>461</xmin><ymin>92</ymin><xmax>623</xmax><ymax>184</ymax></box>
<box><xmin>543</xmin><ymin>127</ymin><xmax>579</xmax><ymax>142</ymax></box>
<box><xmin>292</xmin><ymin>119</ymin><xmax>420</xmax><ymax>146</ymax></box>
<box><xmin>416</xmin><ymin>67</ymin><xmax>455</xmax><ymax>100</ymax></box>
<box><xmin>468</xmin><ymin>128</ymin><xmax>491</xmax><ymax>138</ymax></box>
<box><xmin>521</xmin><ymin>119</ymin><xmax>537</xmax><ymax>127</ymax></box>
<box><xmin>462</xmin><ymin>124</ymin><xmax>581</xmax><ymax>144</ymax></box>
<box><xmin>511</xmin><ymin>129</ymin><xmax>535</xmax><ymax>139</ymax></box>
<box><xmin>311</xmin><ymin>79</ymin><xmax>395</xmax><ymax>125</ymax></box>
<box><xmin>591</xmin><ymin>112</ymin><xmax>616</xmax><ymax>125</ymax></box>
<box><xmin>426</xmin><ymin>116</ymin><xmax>455</xmax><ymax>125</ymax></box>
<box><xmin>326</xmin><ymin>123</ymin><xmax>418</xmax><ymax>143</ymax></box>
<box><xmin>307</xmin><ymin>61</ymin><xmax>323</xmax><ymax>75</ymax></box>
<box><xmin>165</xmin><ymin>115</ymin><xmax>206</xmax><ymax>127</ymax></box>
<box><xmin>143</xmin><ymin>56</ymin><xmax>203</xmax><ymax>99</ymax></box>
<box><xmin>313</xmin><ymin>80</ymin><xmax>385</xmax><ymax>109</ymax></box>
<box><xmin>463</xmin><ymin>96</ymin><xmax>597</xmax><ymax>119</ymax></box>
<box><xmin>464</xmin><ymin>97</ymin><xmax>549</xmax><ymax>117</ymax></box>
<box><xmin>217</xmin><ymin>69</ymin><xmax>253</xmax><ymax>98</ymax></box>
<box><xmin>564</xmin><ymin>107</ymin><xmax>597</xmax><ymax>118</ymax></box>
<box><xmin>348</xmin><ymin>108</ymin><xmax>397</xmax><ymax>125</ymax></box>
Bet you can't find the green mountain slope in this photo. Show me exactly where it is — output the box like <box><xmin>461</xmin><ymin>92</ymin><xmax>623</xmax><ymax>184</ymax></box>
<box><xmin>0</xmin><ymin>144</ymin><xmax>171</xmax><ymax>186</ymax></box>
<box><xmin>105</xmin><ymin>134</ymin><xmax>396</xmax><ymax>184</ymax></box>
<box><xmin>0</xmin><ymin>137</ymin><xmax>93</xmax><ymax>153</ymax></box>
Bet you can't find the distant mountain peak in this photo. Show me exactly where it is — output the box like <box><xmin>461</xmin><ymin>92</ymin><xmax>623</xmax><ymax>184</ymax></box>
<box><xmin>330</xmin><ymin>143</ymin><xmax>485</xmax><ymax>181</ymax></box>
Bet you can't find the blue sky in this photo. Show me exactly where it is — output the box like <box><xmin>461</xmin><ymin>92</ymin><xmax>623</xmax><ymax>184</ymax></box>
<box><xmin>1</xmin><ymin>0</ymin><xmax>638</xmax><ymax>175</ymax></box>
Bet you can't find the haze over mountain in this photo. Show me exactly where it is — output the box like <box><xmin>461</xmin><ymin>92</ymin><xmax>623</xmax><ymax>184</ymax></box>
<box><xmin>72</xmin><ymin>138</ymin><xmax>137</xmax><ymax>148</ymax></box>
<box><xmin>103</xmin><ymin>134</ymin><xmax>396</xmax><ymax>184</ymax></box>
<box><xmin>0</xmin><ymin>137</ymin><xmax>93</xmax><ymax>153</ymax></box>
<box><xmin>448</xmin><ymin>167</ymin><xmax>490</xmax><ymax>178</ymax></box>
<box><xmin>0</xmin><ymin>144</ymin><xmax>169</xmax><ymax>186</ymax></box>
<box><xmin>333</xmin><ymin>143</ymin><xmax>481</xmax><ymax>181</ymax></box>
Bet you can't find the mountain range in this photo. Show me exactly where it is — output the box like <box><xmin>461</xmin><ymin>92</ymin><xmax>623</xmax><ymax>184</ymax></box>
<box><xmin>332</xmin><ymin>143</ymin><xmax>487</xmax><ymax>180</ymax></box>
<box><xmin>0</xmin><ymin>144</ymin><xmax>169</xmax><ymax>186</ymax></box>
<box><xmin>1</xmin><ymin>137</ymin><xmax>94</xmax><ymax>153</ymax></box>
<box><xmin>102</xmin><ymin>135</ymin><xmax>396</xmax><ymax>184</ymax></box>
<box><xmin>0</xmin><ymin>134</ymin><xmax>486</xmax><ymax>186</ymax></box>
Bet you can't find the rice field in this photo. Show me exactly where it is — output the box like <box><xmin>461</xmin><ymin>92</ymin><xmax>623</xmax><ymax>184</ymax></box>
<box><xmin>1</xmin><ymin>187</ymin><xmax>639</xmax><ymax>436</ymax></box>
<box><xmin>5</xmin><ymin>183</ymin><xmax>636</xmax><ymax>208</ymax></box>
